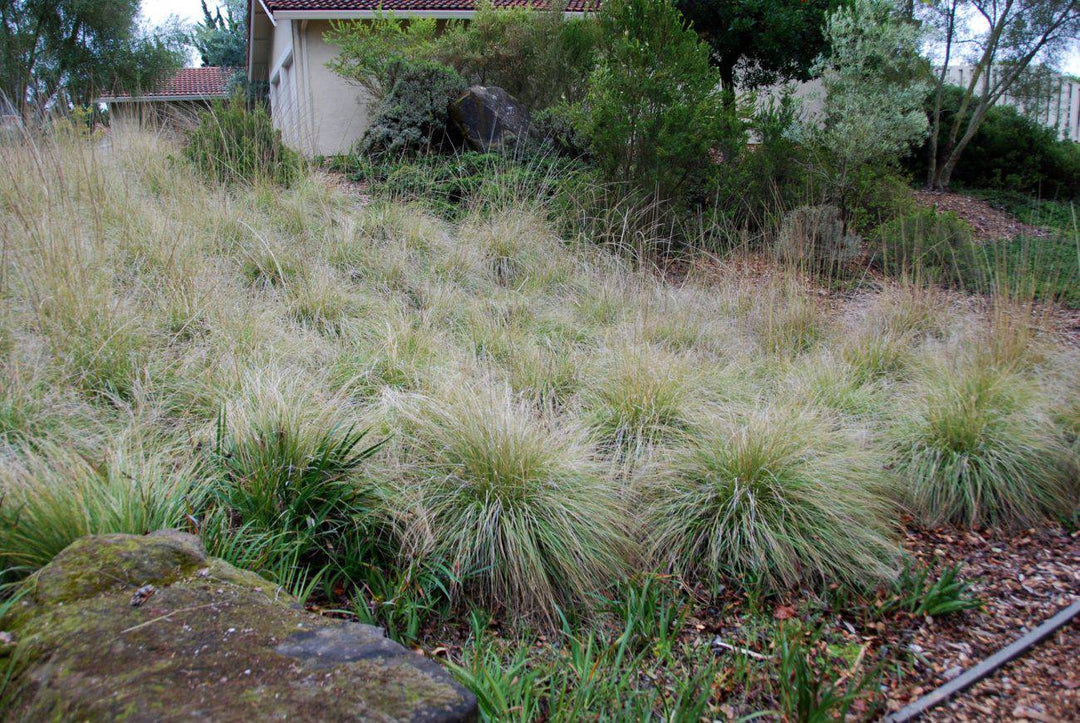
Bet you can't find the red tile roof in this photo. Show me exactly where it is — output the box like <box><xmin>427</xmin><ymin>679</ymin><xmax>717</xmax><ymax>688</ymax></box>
<box><xmin>264</xmin><ymin>1</ymin><xmax>600</xmax><ymax>12</ymax></box>
<box><xmin>100</xmin><ymin>67</ymin><xmax>237</xmax><ymax>101</ymax></box>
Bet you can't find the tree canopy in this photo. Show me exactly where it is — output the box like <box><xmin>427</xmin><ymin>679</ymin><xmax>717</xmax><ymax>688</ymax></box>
<box><xmin>192</xmin><ymin>0</ymin><xmax>247</xmax><ymax>68</ymax></box>
<box><xmin>0</xmin><ymin>0</ymin><xmax>184</xmax><ymax>111</ymax></box>
<box><xmin>675</xmin><ymin>0</ymin><xmax>846</xmax><ymax>96</ymax></box>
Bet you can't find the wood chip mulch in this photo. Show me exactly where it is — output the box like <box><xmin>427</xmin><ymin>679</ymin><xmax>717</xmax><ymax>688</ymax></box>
<box><xmin>881</xmin><ymin>525</ymin><xmax>1080</xmax><ymax>721</ymax></box>
<box><xmin>914</xmin><ymin>191</ymin><xmax>1051</xmax><ymax>242</ymax></box>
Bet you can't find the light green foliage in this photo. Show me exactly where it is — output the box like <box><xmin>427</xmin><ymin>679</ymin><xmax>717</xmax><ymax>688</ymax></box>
<box><xmin>434</xmin><ymin>0</ymin><xmax>600</xmax><ymax>109</ymax></box>
<box><xmin>644</xmin><ymin>407</ymin><xmax>897</xmax><ymax>592</ymax></box>
<box><xmin>324</xmin><ymin>14</ymin><xmax>439</xmax><ymax>100</ymax></box>
<box><xmin>582</xmin><ymin>0</ymin><xmax>726</xmax><ymax>201</ymax></box>
<box><xmin>812</xmin><ymin>0</ymin><xmax>929</xmax><ymax>202</ymax></box>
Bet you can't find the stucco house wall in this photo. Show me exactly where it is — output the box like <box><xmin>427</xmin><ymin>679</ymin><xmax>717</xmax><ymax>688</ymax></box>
<box><xmin>262</xmin><ymin>17</ymin><xmax>373</xmax><ymax>156</ymax></box>
<box><xmin>247</xmin><ymin>1</ymin><xmax>598</xmax><ymax>157</ymax></box>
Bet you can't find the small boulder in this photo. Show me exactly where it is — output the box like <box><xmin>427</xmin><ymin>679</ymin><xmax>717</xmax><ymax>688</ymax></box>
<box><xmin>449</xmin><ymin>86</ymin><xmax>531</xmax><ymax>152</ymax></box>
<box><xmin>1</xmin><ymin>531</ymin><xmax>477</xmax><ymax>721</ymax></box>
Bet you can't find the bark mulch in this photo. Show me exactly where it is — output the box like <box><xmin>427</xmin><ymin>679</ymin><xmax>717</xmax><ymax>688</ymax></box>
<box><xmin>881</xmin><ymin>525</ymin><xmax>1080</xmax><ymax>721</ymax></box>
<box><xmin>913</xmin><ymin>190</ymin><xmax>1051</xmax><ymax>242</ymax></box>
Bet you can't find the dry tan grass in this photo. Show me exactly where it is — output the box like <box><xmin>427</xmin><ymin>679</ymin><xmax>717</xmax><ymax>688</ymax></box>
<box><xmin>1</xmin><ymin>129</ymin><xmax>1076</xmax><ymax>604</ymax></box>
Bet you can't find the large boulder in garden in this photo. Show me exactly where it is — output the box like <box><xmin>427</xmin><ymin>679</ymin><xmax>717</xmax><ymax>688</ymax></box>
<box><xmin>449</xmin><ymin>86</ymin><xmax>532</xmax><ymax>152</ymax></box>
<box><xmin>0</xmin><ymin>530</ymin><xmax>477</xmax><ymax>721</ymax></box>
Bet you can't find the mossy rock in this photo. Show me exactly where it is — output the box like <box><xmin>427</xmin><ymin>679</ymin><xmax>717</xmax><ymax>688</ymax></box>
<box><xmin>0</xmin><ymin>531</ymin><xmax>476</xmax><ymax>721</ymax></box>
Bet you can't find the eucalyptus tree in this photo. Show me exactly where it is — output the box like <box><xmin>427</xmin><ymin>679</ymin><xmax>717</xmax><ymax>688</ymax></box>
<box><xmin>921</xmin><ymin>0</ymin><xmax>1080</xmax><ymax>189</ymax></box>
<box><xmin>0</xmin><ymin>0</ymin><xmax>183</xmax><ymax>112</ymax></box>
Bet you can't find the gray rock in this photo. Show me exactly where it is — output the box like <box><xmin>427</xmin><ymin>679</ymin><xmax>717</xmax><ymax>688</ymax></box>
<box><xmin>1</xmin><ymin>531</ymin><xmax>477</xmax><ymax>722</ymax></box>
<box><xmin>449</xmin><ymin>86</ymin><xmax>531</xmax><ymax>152</ymax></box>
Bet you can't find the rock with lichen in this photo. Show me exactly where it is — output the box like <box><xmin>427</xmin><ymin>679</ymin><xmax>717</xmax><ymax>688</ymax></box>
<box><xmin>0</xmin><ymin>530</ymin><xmax>477</xmax><ymax>721</ymax></box>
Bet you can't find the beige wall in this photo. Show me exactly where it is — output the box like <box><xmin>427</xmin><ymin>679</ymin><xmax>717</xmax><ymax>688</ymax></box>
<box><xmin>267</xmin><ymin>19</ymin><xmax>373</xmax><ymax>156</ymax></box>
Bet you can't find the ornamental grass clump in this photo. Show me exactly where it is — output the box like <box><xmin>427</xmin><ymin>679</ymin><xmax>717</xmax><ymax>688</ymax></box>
<box><xmin>0</xmin><ymin>434</ymin><xmax>199</xmax><ymax>579</ymax></box>
<box><xmin>398</xmin><ymin>382</ymin><xmax>631</xmax><ymax>621</ymax></box>
<box><xmin>584</xmin><ymin>342</ymin><xmax>697</xmax><ymax>456</ymax></box>
<box><xmin>888</xmin><ymin>360</ymin><xmax>1072</xmax><ymax>528</ymax></box>
<box><xmin>210</xmin><ymin>374</ymin><xmax>388</xmax><ymax>576</ymax></box>
<box><xmin>644</xmin><ymin>407</ymin><xmax>897</xmax><ymax>592</ymax></box>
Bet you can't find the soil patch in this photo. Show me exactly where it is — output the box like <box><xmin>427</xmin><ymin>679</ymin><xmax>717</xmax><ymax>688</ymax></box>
<box><xmin>914</xmin><ymin>190</ymin><xmax>1050</xmax><ymax>242</ymax></box>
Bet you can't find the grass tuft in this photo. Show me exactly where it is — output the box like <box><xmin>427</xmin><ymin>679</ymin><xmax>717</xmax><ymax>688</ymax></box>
<box><xmin>888</xmin><ymin>360</ymin><xmax>1072</xmax><ymax>528</ymax></box>
<box><xmin>644</xmin><ymin>407</ymin><xmax>897</xmax><ymax>592</ymax></box>
<box><xmin>396</xmin><ymin>381</ymin><xmax>631</xmax><ymax>621</ymax></box>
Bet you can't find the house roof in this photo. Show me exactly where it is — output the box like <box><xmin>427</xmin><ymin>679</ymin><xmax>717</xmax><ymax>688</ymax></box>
<box><xmin>262</xmin><ymin>1</ymin><xmax>601</xmax><ymax>13</ymax></box>
<box><xmin>100</xmin><ymin>67</ymin><xmax>237</xmax><ymax>103</ymax></box>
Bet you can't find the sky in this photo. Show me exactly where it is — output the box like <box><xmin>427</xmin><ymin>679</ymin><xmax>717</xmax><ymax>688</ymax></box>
<box><xmin>143</xmin><ymin>0</ymin><xmax>1080</xmax><ymax>76</ymax></box>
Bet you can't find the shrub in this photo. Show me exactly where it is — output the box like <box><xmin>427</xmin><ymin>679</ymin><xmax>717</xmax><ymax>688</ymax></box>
<box><xmin>888</xmin><ymin>361</ymin><xmax>1073</xmax><ymax>528</ymax></box>
<box><xmin>644</xmin><ymin>407</ymin><xmax>897</xmax><ymax>592</ymax></box>
<box><xmin>810</xmin><ymin>0</ymin><xmax>929</xmax><ymax>211</ymax></box>
<box><xmin>774</xmin><ymin>204</ymin><xmax>862</xmax><ymax>274</ymax></box>
<box><xmin>185</xmin><ymin>95</ymin><xmax>302</xmax><ymax>186</ymax></box>
<box><xmin>434</xmin><ymin>0</ymin><xmax>600</xmax><ymax>110</ymax></box>
<box><xmin>397</xmin><ymin>382</ymin><xmax>631</xmax><ymax>621</ymax></box>
<box><xmin>871</xmin><ymin>208</ymin><xmax>973</xmax><ymax>279</ymax></box>
<box><xmin>324</xmin><ymin>13</ymin><xmax>438</xmax><ymax>100</ymax></box>
<box><xmin>906</xmin><ymin>85</ymin><xmax>1080</xmax><ymax>199</ymax></box>
<box><xmin>582</xmin><ymin>0</ymin><xmax>725</xmax><ymax>202</ymax></box>
<box><xmin>346</xmin><ymin>151</ymin><xmax>600</xmax><ymax>224</ymax></box>
<box><xmin>358</xmin><ymin>58</ymin><xmax>467</xmax><ymax>156</ymax></box>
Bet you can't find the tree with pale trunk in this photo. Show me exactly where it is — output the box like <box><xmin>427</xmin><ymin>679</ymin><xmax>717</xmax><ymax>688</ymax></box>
<box><xmin>921</xmin><ymin>0</ymin><xmax>1080</xmax><ymax>190</ymax></box>
<box><xmin>0</xmin><ymin>0</ymin><xmax>185</xmax><ymax>112</ymax></box>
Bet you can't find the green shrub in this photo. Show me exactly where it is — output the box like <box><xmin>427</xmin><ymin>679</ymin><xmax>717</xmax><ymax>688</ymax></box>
<box><xmin>434</xmin><ymin>0</ymin><xmax>600</xmax><ymax>110</ymax></box>
<box><xmin>346</xmin><ymin>150</ymin><xmax>600</xmax><ymax>224</ymax></box>
<box><xmin>872</xmin><ymin>208</ymin><xmax>973</xmax><ymax>279</ymax></box>
<box><xmin>530</xmin><ymin>103</ymin><xmax>590</xmax><ymax>158</ymax></box>
<box><xmin>324</xmin><ymin>13</ymin><xmax>439</xmax><ymax>100</ymax></box>
<box><xmin>185</xmin><ymin>95</ymin><xmax>302</xmax><ymax>186</ymax></box>
<box><xmin>907</xmin><ymin>85</ymin><xmax>1080</xmax><ymax>199</ymax></box>
<box><xmin>359</xmin><ymin>58</ymin><xmax>467</xmax><ymax>155</ymax></box>
<box><xmin>645</xmin><ymin>407</ymin><xmax>897</xmax><ymax>592</ymax></box>
<box><xmin>889</xmin><ymin>361</ymin><xmax>1073</xmax><ymax>528</ymax></box>
<box><xmin>582</xmin><ymin>0</ymin><xmax>726</xmax><ymax>202</ymax></box>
